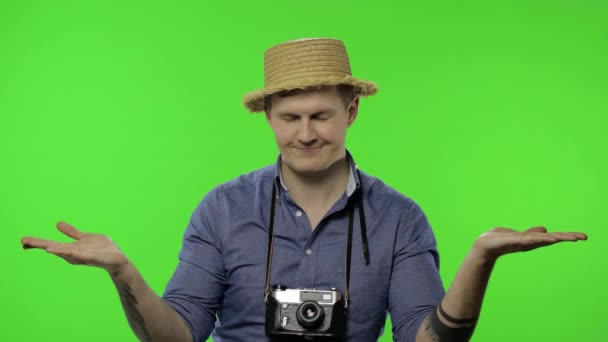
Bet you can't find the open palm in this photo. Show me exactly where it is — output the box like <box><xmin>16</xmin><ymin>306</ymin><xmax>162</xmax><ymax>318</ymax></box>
<box><xmin>474</xmin><ymin>226</ymin><xmax>587</xmax><ymax>260</ymax></box>
<box><xmin>21</xmin><ymin>221</ymin><xmax>127</xmax><ymax>273</ymax></box>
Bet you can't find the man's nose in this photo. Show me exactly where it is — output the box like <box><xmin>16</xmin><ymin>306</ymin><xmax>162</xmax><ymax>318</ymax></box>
<box><xmin>297</xmin><ymin>119</ymin><xmax>317</xmax><ymax>144</ymax></box>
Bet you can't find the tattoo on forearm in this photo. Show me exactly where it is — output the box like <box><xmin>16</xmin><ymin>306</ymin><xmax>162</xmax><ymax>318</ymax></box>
<box><xmin>422</xmin><ymin>309</ymin><xmax>476</xmax><ymax>342</ymax></box>
<box><xmin>116</xmin><ymin>281</ymin><xmax>153</xmax><ymax>342</ymax></box>
<box><xmin>423</xmin><ymin>314</ymin><xmax>443</xmax><ymax>342</ymax></box>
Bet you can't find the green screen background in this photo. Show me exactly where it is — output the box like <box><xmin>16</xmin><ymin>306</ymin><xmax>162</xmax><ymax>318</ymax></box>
<box><xmin>1</xmin><ymin>1</ymin><xmax>606</xmax><ymax>341</ymax></box>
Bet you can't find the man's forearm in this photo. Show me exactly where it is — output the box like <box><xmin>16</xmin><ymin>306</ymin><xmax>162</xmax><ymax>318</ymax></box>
<box><xmin>416</xmin><ymin>247</ymin><xmax>496</xmax><ymax>341</ymax></box>
<box><xmin>110</xmin><ymin>260</ymin><xmax>193</xmax><ymax>342</ymax></box>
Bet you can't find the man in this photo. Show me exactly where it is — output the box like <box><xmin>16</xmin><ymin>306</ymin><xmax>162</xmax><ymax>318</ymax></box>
<box><xmin>21</xmin><ymin>38</ymin><xmax>587</xmax><ymax>342</ymax></box>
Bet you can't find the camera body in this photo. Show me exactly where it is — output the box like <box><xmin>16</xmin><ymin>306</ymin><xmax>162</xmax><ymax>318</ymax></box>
<box><xmin>266</xmin><ymin>285</ymin><xmax>346</xmax><ymax>338</ymax></box>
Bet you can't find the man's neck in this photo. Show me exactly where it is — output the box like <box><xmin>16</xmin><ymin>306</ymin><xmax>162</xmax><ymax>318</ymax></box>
<box><xmin>280</xmin><ymin>156</ymin><xmax>351</xmax><ymax>214</ymax></box>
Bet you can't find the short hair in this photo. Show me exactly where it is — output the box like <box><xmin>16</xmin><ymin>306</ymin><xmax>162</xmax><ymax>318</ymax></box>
<box><xmin>263</xmin><ymin>84</ymin><xmax>355</xmax><ymax>113</ymax></box>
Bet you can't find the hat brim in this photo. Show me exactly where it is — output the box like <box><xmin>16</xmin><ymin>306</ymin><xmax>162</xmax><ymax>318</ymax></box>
<box><xmin>242</xmin><ymin>75</ymin><xmax>378</xmax><ymax>113</ymax></box>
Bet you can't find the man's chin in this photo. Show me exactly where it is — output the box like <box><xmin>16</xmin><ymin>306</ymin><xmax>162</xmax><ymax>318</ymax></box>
<box><xmin>289</xmin><ymin>164</ymin><xmax>327</xmax><ymax>176</ymax></box>
<box><xmin>286</xmin><ymin>157</ymin><xmax>349</xmax><ymax>176</ymax></box>
<box><xmin>283</xmin><ymin>159</ymin><xmax>330</xmax><ymax>176</ymax></box>
<box><xmin>281</xmin><ymin>149</ymin><xmax>345</xmax><ymax>177</ymax></box>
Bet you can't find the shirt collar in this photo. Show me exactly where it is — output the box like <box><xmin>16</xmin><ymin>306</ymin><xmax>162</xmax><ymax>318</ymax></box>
<box><xmin>274</xmin><ymin>149</ymin><xmax>361</xmax><ymax>198</ymax></box>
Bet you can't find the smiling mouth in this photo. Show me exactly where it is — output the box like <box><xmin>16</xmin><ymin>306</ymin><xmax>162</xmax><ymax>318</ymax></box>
<box><xmin>294</xmin><ymin>146</ymin><xmax>322</xmax><ymax>151</ymax></box>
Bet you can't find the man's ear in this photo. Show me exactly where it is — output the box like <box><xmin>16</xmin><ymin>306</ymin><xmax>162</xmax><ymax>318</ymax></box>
<box><xmin>347</xmin><ymin>96</ymin><xmax>360</xmax><ymax>127</ymax></box>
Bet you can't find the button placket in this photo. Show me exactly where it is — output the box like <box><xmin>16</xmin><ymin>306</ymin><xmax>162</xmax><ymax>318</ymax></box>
<box><xmin>300</xmin><ymin>245</ymin><xmax>316</xmax><ymax>287</ymax></box>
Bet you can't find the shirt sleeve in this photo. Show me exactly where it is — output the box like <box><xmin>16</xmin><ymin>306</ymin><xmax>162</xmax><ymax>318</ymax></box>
<box><xmin>162</xmin><ymin>187</ymin><xmax>226</xmax><ymax>342</ymax></box>
<box><xmin>389</xmin><ymin>200</ymin><xmax>446</xmax><ymax>342</ymax></box>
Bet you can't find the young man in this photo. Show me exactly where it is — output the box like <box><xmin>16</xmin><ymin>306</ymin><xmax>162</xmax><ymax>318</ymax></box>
<box><xmin>21</xmin><ymin>38</ymin><xmax>587</xmax><ymax>342</ymax></box>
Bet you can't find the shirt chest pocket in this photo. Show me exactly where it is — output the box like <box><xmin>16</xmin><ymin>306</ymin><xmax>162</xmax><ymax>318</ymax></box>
<box><xmin>338</xmin><ymin>262</ymin><xmax>391</xmax><ymax>324</ymax></box>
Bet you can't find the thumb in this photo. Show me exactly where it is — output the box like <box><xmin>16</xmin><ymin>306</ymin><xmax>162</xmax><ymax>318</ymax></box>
<box><xmin>57</xmin><ymin>221</ymin><xmax>84</xmax><ymax>240</ymax></box>
<box><xmin>525</xmin><ymin>226</ymin><xmax>548</xmax><ymax>234</ymax></box>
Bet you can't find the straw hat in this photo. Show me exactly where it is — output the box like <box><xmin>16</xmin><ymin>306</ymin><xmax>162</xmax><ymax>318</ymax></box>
<box><xmin>242</xmin><ymin>38</ymin><xmax>378</xmax><ymax>113</ymax></box>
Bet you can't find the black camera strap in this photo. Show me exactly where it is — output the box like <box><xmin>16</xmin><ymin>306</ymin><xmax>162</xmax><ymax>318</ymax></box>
<box><xmin>356</xmin><ymin>171</ymin><xmax>370</xmax><ymax>265</ymax></box>
<box><xmin>264</xmin><ymin>169</ymin><xmax>369</xmax><ymax>308</ymax></box>
<box><xmin>344</xmin><ymin>197</ymin><xmax>355</xmax><ymax>307</ymax></box>
<box><xmin>264</xmin><ymin>180</ymin><xmax>278</xmax><ymax>303</ymax></box>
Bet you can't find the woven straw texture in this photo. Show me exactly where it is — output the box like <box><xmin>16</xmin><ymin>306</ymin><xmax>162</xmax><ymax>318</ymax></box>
<box><xmin>243</xmin><ymin>38</ymin><xmax>377</xmax><ymax>112</ymax></box>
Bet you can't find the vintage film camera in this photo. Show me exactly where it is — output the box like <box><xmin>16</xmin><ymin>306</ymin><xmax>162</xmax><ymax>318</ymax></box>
<box><xmin>265</xmin><ymin>285</ymin><xmax>346</xmax><ymax>337</ymax></box>
<box><xmin>264</xmin><ymin>177</ymin><xmax>369</xmax><ymax>339</ymax></box>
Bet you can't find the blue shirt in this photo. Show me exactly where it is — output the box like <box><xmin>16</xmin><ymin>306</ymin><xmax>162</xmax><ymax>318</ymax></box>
<box><xmin>162</xmin><ymin>152</ymin><xmax>445</xmax><ymax>342</ymax></box>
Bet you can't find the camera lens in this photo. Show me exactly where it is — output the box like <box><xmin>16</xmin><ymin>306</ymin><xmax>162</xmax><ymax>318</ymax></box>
<box><xmin>296</xmin><ymin>301</ymin><xmax>325</xmax><ymax>329</ymax></box>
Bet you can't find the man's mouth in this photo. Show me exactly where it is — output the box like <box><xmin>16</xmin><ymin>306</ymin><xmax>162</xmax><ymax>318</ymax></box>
<box><xmin>294</xmin><ymin>146</ymin><xmax>322</xmax><ymax>150</ymax></box>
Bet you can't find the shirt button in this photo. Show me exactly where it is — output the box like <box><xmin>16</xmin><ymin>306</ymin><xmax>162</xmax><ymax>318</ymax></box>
<box><xmin>295</xmin><ymin>210</ymin><xmax>303</xmax><ymax>217</ymax></box>
<box><xmin>305</xmin><ymin>249</ymin><xmax>313</xmax><ymax>256</ymax></box>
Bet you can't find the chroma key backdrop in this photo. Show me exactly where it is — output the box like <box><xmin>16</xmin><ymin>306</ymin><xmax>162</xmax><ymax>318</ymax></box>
<box><xmin>1</xmin><ymin>1</ymin><xmax>606</xmax><ymax>341</ymax></box>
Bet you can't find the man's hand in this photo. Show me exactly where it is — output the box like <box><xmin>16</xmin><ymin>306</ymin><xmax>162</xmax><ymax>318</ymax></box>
<box><xmin>416</xmin><ymin>226</ymin><xmax>588</xmax><ymax>341</ymax></box>
<box><xmin>473</xmin><ymin>226</ymin><xmax>588</xmax><ymax>262</ymax></box>
<box><xmin>22</xmin><ymin>221</ymin><xmax>193</xmax><ymax>342</ymax></box>
<box><xmin>21</xmin><ymin>221</ymin><xmax>128</xmax><ymax>274</ymax></box>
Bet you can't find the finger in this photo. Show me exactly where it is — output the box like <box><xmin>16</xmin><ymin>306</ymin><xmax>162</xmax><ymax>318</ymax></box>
<box><xmin>57</xmin><ymin>221</ymin><xmax>84</xmax><ymax>240</ymax></box>
<box><xmin>520</xmin><ymin>240</ymin><xmax>559</xmax><ymax>252</ymax></box>
<box><xmin>21</xmin><ymin>237</ymin><xmax>62</xmax><ymax>250</ymax></box>
<box><xmin>525</xmin><ymin>226</ymin><xmax>547</xmax><ymax>233</ymax></box>
<box><xmin>565</xmin><ymin>232</ymin><xmax>588</xmax><ymax>240</ymax></box>
<box><xmin>490</xmin><ymin>227</ymin><xmax>517</xmax><ymax>233</ymax></box>
<box><xmin>548</xmin><ymin>232</ymin><xmax>588</xmax><ymax>241</ymax></box>
<box><xmin>46</xmin><ymin>245</ymin><xmax>82</xmax><ymax>263</ymax></box>
<box><xmin>46</xmin><ymin>243</ymin><xmax>77</xmax><ymax>255</ymax></box>
<box><xmin>512</xmin><ymin>235</ymin><xmax>560</xmax><ymax>252</ymax></box>
<box><xmin>518</xmin><ymin>232</ymin><xmax>587</xmax><ymax>249</ymax></box>
<box><xmin>21</xmin><ymin>237</ymin><xmax>37</xmax><ymax>249</ymax></box>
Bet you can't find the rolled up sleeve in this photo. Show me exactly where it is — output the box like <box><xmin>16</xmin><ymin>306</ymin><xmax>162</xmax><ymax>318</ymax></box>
<box><xmin>389</xmin><ymin>201</ymin><xmax>445</xmax><ymax>342</ymax></box>
<box><xmin>162</xmin><ymin>187</ymin><xmax>226</xmax><ymax>342</ymax></box>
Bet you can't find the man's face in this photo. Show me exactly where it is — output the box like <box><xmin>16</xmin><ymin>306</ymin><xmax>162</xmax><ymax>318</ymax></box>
<box><xmin>265</xmin><ymin>86</ymin><xmax>359</xmax><ymax>176</ymax></box>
